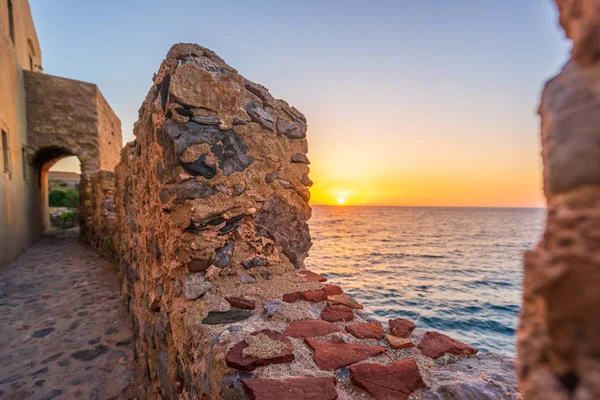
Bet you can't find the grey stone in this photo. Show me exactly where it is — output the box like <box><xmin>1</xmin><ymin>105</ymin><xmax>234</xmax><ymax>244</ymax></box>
<box><xmin>161</xmin><ymin>120</ymin><xmax>254</xmax><ymax>177</ymax></box>
<box><xmin>184</xmin><ymin>273</ymin><xmax>212</xmax><ymax>300</ymax></box>
<box><xmin>242</xmin><ymin>257</ymin><xmax>267</xmax><ymax>269</ymax></box>
<box><xmin>231</xmin><ymin>184</ymin><xmax>245</xmax><ymax>197</ymax></box>
<box><xmin>255</xmin><ymin>195</ymin><xmax>312</xmax><ymax>268</ymax></box>
<box><xmin>192</xmin><ymin>115</ymin><xmax>220</xmax><ymax>125</ymax></box>
<box><xmin>260</xmin><ymin>270</ymin><xmax>273</xmax><ymax>281</ymax></box>
<box><xmin>276</xmin><ymin>119</ymin><xmax>306</xmax><ymax>139</ymax></box>
<box><xmin>335</xmin><ymin>366</ymin><xmax>350</xmax><ymax>380</ymax></box>
<box><xmin>232</xmin><ymin>117</ymin><xmax>247</xmax><ymax>126</ymax></box>
<box><xmin>32</xmin><ymin>328</ymin><xmax>55</xmax><ymax>338</ymax></box>
<box><xmin>160</xmin><ymin>180</ymin><xmax>213</xmax><ymax>204</ymax></box>
<box><xmin>291</xmin><ymin>153</ymin><xmax>310</xmax><ymax>164</ymax></box>
<box><xmin>181</xmin><ymin>155</ymin><xmax>217</xmax><ymax>179</ymax></box>
<box><xmin>263</xmin><ymin>300</ymin><xmax>283</xmax><ymax>317</ymax></box>
<box><xmin>240</xmin><ymin>274</ymin><xmax>256</xmax><ymax>284</ymax></box>
<box><xmin>156</xmin><ymin>161</ymin><xmax>165</xmax><ymax>183</ymax></box>
<box><xmin>221</xmin><ymin>371</ymin><xmax>257</xmax><ymax>400</ymax></box>
<box><xmin>265</xmin><ymin>171</ymin><xmax>277</xmax><ymax>184</ymax></box>
<box><xmin>246</xmin><ymin>102</ymin><xmax>274</xmax><ymax>132</ymax></box>
<box><xmin>277</xmin><ymin>179</ymin><xmax>293</xmax><ymax>189</ymax></box>
<box><xmin>214</xmin><ymin>242</ymin><xmax>234</xmax><ymax>268</ymax></box>
<box><xmin>202</xmin><ymin>310</ymin><xmax>253</xmax><ymax>325</ymax></box>
<box><xmin>70</xmin><ymin>344</ymin><xmax>109</xmax><ymax>362</ymax></box>
<box><xmin>422</xmin><ymin>353</ymin><xmax>520</xmax><ymax>400</ymax></box>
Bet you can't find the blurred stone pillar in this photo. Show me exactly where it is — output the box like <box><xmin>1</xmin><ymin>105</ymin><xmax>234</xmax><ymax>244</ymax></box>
<box><xmin>518</xmin><ymin>1</ymin><xmax>600</xmax><ymax>398</ymax></box>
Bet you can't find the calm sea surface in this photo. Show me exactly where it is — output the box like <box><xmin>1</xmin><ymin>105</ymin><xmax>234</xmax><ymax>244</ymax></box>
<box><xmin>306</xmin><ymin>206</ymin><xmax>545</xmax><ymax>357</ymax></box>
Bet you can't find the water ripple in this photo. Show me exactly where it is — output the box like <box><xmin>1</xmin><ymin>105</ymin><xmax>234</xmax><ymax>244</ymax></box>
<box><xmin>307</xmin><ymin>206</ymin><xmax>545</xmax><ymax>356</ymax></box>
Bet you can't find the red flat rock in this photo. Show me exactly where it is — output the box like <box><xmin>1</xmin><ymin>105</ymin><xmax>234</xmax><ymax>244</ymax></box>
<box><xmin>284</xmin><ymin>320</ymin><xmax>340</xmax><ymax>338</ymax></box>
<box><xmin>327</xmin><ymin>294</ymin><xmax>363</xmax><ymax>309</ymax></box>
<box><xmin>282</xmin><ymin>292</ymin><xmax>302</xmax><ymax>303</ymax></box>
<box><xmin>226</xmin><ymin>297</ymin><xmax>256</xmax><ymax>310</ymax></box>
<box><xmin>226</xmin><ymin>329</ymin><xmax>295</xmax><ymax>371</ymax></box>
<box><xmin>349</xmin><ymin>360</ymin><xmax>426</xmax><ymax>400</ymax></box>
<box><xmin>345</xmin><ymin>322</ymin><xmax>385</xmax><ymax>340</ymax></box>
<box><xmin>303</xmin><ymin>289</ymin><xmax>327</xmax><ymax>302</ymax></box>
<box><xmin>386</xmin><ymin>334</ymin><xmax>414</xmax><ymax>349</ymax></box>
<box><xmin>388</xmin><ymin>318</ymin><xmax>416</xmax><ymax>338</ymax></box>
<box><xmin>321</xmin><ymin>305</ymin><xmax>354</xmax><ymax>322</ymax></box>
<box><xmin>418</xmin><ymin>331</ymin><xmax>478</xmax><ymax>359</ymax></box>
<box><xmin>305</xmin><ymin>338</ymin><xmax>387</xmax><ymax>370</ymax></box>
<box><xmin>242</xmin><ymin>377</ymin><xmax>337</xmax><ymax>400</ymax></box>
<box><xmin>324</xmin><ymin>284</ymin><xmax>343</xmax><ymax>296</ymax></box>
<box><xmin>300</xmin><ymin>270</ymin><xmax>327</xmax><ymax>282</ymax></box>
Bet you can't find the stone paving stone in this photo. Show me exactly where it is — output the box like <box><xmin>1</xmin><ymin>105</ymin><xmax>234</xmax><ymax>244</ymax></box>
<box><xmin>0</xmin><ymin>229</ymin><xmax>141</xmax><ymax>399</ymax></box>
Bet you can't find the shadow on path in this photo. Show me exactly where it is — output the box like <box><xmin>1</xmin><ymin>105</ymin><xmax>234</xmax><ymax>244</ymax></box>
<box><xmin>0</xmin><ymin>228</ymin><xmax>141</xmax><ymax>399</ymax></box>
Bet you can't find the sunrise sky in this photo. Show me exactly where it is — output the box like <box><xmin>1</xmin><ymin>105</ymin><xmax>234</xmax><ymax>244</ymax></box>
<box><xmin>33</xmin><ymin>0</ymin><xmax>571</xmax><ymax>207</ymax></box>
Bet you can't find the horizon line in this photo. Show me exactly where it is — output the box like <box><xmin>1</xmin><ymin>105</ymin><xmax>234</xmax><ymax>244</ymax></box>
<box><xmin>310</xmin><ymin>204</ymin><xmax>546</xmax><ymax>209</ymax></box>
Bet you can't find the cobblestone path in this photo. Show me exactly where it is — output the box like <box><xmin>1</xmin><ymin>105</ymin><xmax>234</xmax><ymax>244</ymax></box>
<box><xmin>0</xmin><ymin>229</ymin><xmax>141</xmax><ymax>399</ymax></box>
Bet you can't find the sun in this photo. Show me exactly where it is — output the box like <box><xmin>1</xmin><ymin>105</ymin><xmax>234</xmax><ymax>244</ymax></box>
<box><xmin>337</xmin><ymin>197</ymin><xmax>347</xmax><ymax>205</ymax></box>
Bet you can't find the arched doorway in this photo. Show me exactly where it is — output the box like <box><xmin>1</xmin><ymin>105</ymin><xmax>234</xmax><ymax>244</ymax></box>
<box><xmin>32</xmin><ymin>146</ymin><xmax>87</xmax><ymax>233</ymax></box>
<box><xmin>47</xmin><ymin>155</ymin><xmax>81</xmax><ymax>230</ymax></box>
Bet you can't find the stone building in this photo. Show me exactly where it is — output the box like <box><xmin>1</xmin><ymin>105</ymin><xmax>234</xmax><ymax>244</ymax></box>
<box><xmin>0</xmin><ymin>0</ymin><xmax>121</xmax><ymax>269</ymax></box>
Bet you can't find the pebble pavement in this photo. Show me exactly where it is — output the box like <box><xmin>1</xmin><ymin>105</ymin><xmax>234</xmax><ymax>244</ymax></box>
<box><xmin>0</xmin><ymin>228</ymin><xmax>141</xmax><ymax>399</ymax></box>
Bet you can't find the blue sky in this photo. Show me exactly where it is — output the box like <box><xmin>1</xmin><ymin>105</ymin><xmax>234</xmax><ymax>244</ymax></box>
<box><xmin>34</xmin><ymin>0</ymin><xmax>571</xmax><ymax>206</ymax></box>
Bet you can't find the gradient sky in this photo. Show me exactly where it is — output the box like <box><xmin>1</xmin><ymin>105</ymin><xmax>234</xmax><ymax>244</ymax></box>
<box><xmin>34</xmin><ymin>0</ymin><xmax>571</xmax><ymax>207</ymax></box>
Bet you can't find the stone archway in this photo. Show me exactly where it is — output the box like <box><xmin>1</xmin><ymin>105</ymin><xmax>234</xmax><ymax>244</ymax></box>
<box><xmin>32</xmin><ymin>146</ymin><xmax>82</xmax><ymax>233</ymax></box>
<box><xmin>23</xmin><ymin>71</ymin><xmax>122</xmax><ymax>254</ymax></box>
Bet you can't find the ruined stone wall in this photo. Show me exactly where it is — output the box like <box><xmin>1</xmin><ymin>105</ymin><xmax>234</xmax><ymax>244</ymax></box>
<box><xmin>517</xmin><ymin>1</ymin><xmax>600</xmax><ymax>399</ymax></box>
<box><xmin>113</xmin><ymin>43</ymin><xmax>313</xmax><ymax>398</ymax></box>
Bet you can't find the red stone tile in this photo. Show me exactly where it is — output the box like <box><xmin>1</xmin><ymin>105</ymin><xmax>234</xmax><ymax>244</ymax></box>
<box><xmin>282</xmin><ymin>292</ymin><xmax>302</xmax><ymax>303</ymax></box>
<box><xmin>418</xmin><ymin>331</ymin><xmax>477</xmax><ymax>359</ymax></box>
<box><xmin>388</xmin><ymin>318</ymin><xmax>416</xmax><ymax>338</ymax></box>
<box><xmin>225</xmin><ymin>297</ymin><xmax>256</xmax><ymax>310</ymax></box>
<box><xmin>327</xmin><ymin>294</ymin><xmax>363</xmax><ymax>309</ymax></box>
<box><xmin>305</xmin><ymin>338</ymin><xmax>387</xmax><ymax>370</ymax></box>
<box><xmin>321</xmin><ymin>305</ymin><xmax>354</xmax><ymax>322</ymax></box>
<box><xmin>299</xmin><ymin>270</ymin><xmax>327</xmax><ymax>282</ymax></box>
<box><xmin>226</xmin><ymin>329</ymin><xmax>295</xmax><ymax>371</ymax></box>
<box><xmin>242</xmin><ymin>377</ymin><xmax>337</xmax><ymax>400</ymax></box>
<box><xmin>303</xmin><ymin>289</ymin><xmax>327</xmax><ymax>302</ymax></box>
<box><xmin>284</xmin><ymin>320</ymin><xmax>340</xmax><ymax>338</ymax></box>
<box><xmin>324</xmin><ymin>284</ymin><xmax>343</xmax><ymax>296</ymax></box>
<box><xmin>349</xmin><ymin>359</ymin><xmax>426</xmax><ymax>400</ymax></box>
<box><xmin>345</xmin><ymin>322</ymin><xmax>385</xmax><ymax>340</ymax></box>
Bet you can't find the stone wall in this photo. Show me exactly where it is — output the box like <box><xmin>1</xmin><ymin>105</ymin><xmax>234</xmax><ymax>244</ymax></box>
<box><xmin>517</xmin><ymin>1</ymin><xmax>600</xmax><ymax>399</ymax></box>
<box><xmin>96</xmin><ymin>90</ymin><xmax>122</xmax><ymax>171</ymax></box>
<box><xmin>113</xmin><ymin>43</ymin><xmax>312</xmax><ymax>398</ymax></box>
<box><xmin>80</xmin><ymin>170</ymin><xmax>116</xmax><ymax>256</ymax></box>
<box><xmin>113</xmin><ymin>43</ymin><xmax>518</xmax><ymax>400</ymax></box>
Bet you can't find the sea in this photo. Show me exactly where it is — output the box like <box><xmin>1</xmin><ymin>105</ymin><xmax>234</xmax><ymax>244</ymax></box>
<box><xmin>306</xmin><ymin>206</ymin><xmax>546</xmax><ymax>357</ymax></box>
